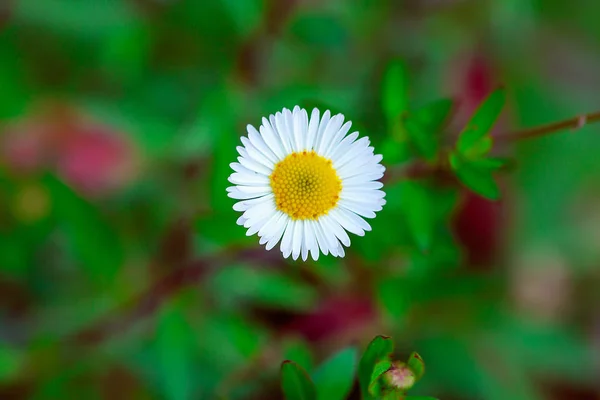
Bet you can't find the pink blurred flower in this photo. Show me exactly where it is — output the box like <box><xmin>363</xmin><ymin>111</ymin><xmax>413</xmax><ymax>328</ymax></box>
<box><xmin>56</xmin><ymin>126</ymin><xmax>138</xmax><ymax>198</ymax></box>
<box><xmin>1</xmin><ymin>104</ymin><xmax>139</xmax><ymax>197</ymax></box>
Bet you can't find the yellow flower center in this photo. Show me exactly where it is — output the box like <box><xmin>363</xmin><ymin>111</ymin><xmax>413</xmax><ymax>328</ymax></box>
<box><xmin>270</xmin><ymin>150</ymin><xmax>342</xmax><ymax>220</ymax></box>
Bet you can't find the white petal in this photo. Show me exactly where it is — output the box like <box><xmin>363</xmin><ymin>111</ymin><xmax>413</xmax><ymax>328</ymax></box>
<box><xmin>233</xmin><ymin>194</ymin><xmax>274</xmax><ymax>212</ymax></box>
<box><xmin>301</xmin><ymin>220</ymin><xmax>312</xmax><ymax>261</ymax></box>
<box><xmin>260</xmin><ymin>118</ymin><xmax>286</xmax><ymax>160</ymax></box>
<box><xmin>323</xmin><ymin>120</ymin><xmax>352</xmax><ymax>158</ymax></box>
<box><xmin>316</xmin><ymin>219</ymin><xmax>341</xmax><ymax>257</ymax></box>
<box><xmin>237</xmin><ymin>153</ymin><xmax>272</xmax><ymax>176</ymax></box>
<box><xmin>339</xmin><ymin>199</ymin><xmax>377</xmax><ymax>218</ymax></box>
<box><xmin>342</xmin><ymin>180</ymin><xmax>384</xmax><ymax>190</ymax></box>
<box><xmin>341</xmin><ymin>188</ymin><xmax>386</xmax><ymax>201</ymax></box>
<box><xmin>242</xmin><ymin>200</ymin><xmax>275</xmax><ymax>221</ymax></box>
<box><xmin>283</xmin><ymin>108</ymin><xmax>298</xmax><ymax>152</ymax></box>
<box><xmin>313</xmin><ymin>110</ymin><xmax>331</xmax><ymax>153</ymax></box>
<box><xmin>337</xmin><ymin>154</ymin><xmax>383</xmax><ymax>179</ymax></box>
<box><xmin>292</xmin><ymin>106</ymin><xmax>304</xmax><ymax>152</ymax></box>
<box><xmin>306</xmin><ymin>108</ymin><xmax>320</xmax><ymax>150</ymax></box>
<box><xmin>247</xmin><ymin>125</ymin><xmax>278</xmax><ymax>164</ymax></box>
<box><xmin>258</xmin><ymin>211</ymin><xmax>284</xmax><ymax>240</ymax></box>
<box><xmin>316</xmin><ymin>114</ymin><xmax>344</xmax><ymax>155</ymax></box>
<box><xmin>228</xmin><ymin>172</ymin><xmax>270</xmax><ymax>186</ymax></box>
<box><xmin>274</xmin><ymin>111</ymin><xmax>293</xmax><ymax>154</ymax></box>
<box><xmin>321</xmin><ymin>214</ymin><xmax>351</xmax><ymax>247</ymax></box>
<box><xmin>241</xmin><ymin>137</ymin><xmax>275</xmax><ymax>169</ymax></box>
<box><xmin>329</xmin><ymin>131</ymin><xmax>359</xmax><ymax>161</ymax></box>
<box><xmin>330</xmin><ymin>208</ymin><xmax>365</xmax><ymax>236</ymax></box>
<box><xmin>229</xmin><ymin>162</ymin><xmax>268</xmax><ymax>177</ymax></box>
<box><xmin>280</xmin><ymin>219</ymin><xmax>295</xmax><ymax>258</ymax></box>
<box><xmin>227</xmin><ymin>186</ymin><xmax>271</xmax><ymax>200</ymax></box>
<box><xmin>265</xmin><ymin>215</ymin><xmax>289</xmax><ymax>250</ymax></box>
<box><xmin>291</xmin><ymin>219</ymin><xmax>302</xmax><ymax>260</ymax></box>
<box><xmin>341</xmin><ymin>171</ymin><xmax>385</xmax><ymax>185</ymax></box>
<box><xmin>306</xmin><ymin>221</ymin><xmax>319</xmax><ymax>260</ymax></box>
<box><xmin>313</xmin><ymin>219</ymin><xmax>330</xmax><ymax>256</ymax></box>
<box><xmin>332</xmin><ymin>137</ymin><xmax>370</xmax><ymax>170</ymax></box>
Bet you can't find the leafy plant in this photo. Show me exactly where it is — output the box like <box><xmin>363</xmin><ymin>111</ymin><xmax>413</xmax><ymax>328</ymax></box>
<box><xmin>281</xmin><ymin>336</ymin><xmax>437</xmax><ymax>400</ymax></box>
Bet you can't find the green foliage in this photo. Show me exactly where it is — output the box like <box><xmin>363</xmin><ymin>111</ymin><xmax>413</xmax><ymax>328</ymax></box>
<box><xmin>283</xmin><ymin>337</ymin><xmax>435</xmax><ymax>400</ymax></box>
<box><xmin>407</xmin><ymin>352</ymin><xmax>425</xmax><ymax>381</ymax></box>
<box><xmin>207</xmin><ymin>265</ymin><xmax>318</xmax><ymax>311</ymax></box>
<box><xmin>358</xmin><ymin>336</ymin><xmax>394</xmax><ymax>400</ymax></box>
<box><xmin>404</xmin><ymin>99</ymin><xmax>454</xmax><ymax>161</ymax></box>
<box><xmin>281</xmin><ymin>361</ymin><xmax>317</xmax><ymax>400</ymax></box>
<box><xmin>450</xmin><ymin>89</ymin><xmax>507</xmax><ymax>199</ymax></box>
<box><xmin>400</xmin><ymin>181</ymin><xmax>435</xmax><ymax>251</ymax></box>
<box><xmin>156</xmin><ymin>301</ymin><xmax>194</xmax><ymax>400</ymax></box>
<box><xmin>1</xmin><ymin>2</ymin><xmax>598</xmax><ymax>399</ymax></box>
<box><xmin>456</xmin><ymin>89</ymin><xmax>505</xmax><ymax>156</ymax></box>
<box><xmin>0</xmin><ymin>344</ymin><xmax>23</xmax><ymax>382</ymax></box>
<box><xmin>289</xmin><ymin>13</ymin><xmax>348</xmax><ymax>48</ymax></box>
<box><xmin>382</xmin><ymin>59</ymin><xmax>409</xmax><ymax>125</ymax></box>
<box><xmin>449</xmin><ymin>153</ymin><xmax>500</xmax><ymax>200</ymax></box>
<box><xmin>312</xmin><ymin>347</ymin><xmax>357</xmax><ymax>400</ymax></box>
<box><xmin>44</xmin><ymin>175</ymin><xmax>123</xmax><ymax>284</ymax></box>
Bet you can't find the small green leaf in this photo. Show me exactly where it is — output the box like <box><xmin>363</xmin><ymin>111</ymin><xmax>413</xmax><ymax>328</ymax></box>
<box><xmin>368</xmin><ymin>360</ymin><xmax>392</xmax><ymax>395</ymax></box>
<box><xmin>404</xmin><ymin>98</ymin><xmax>454</xmax><ymax>160</ymax></box>
<box><xmin>358</xmin><ymin>336</ymin><xmax>395</xmax><ymax>400</ymax></box>
<box><xmin>456</xmin><ymin>88</ymin><xmax>505</xmax><ymax>156</ymax></box>
<box><xmin>312</xmin><ymin>347</ymin><xmax>357</xmax><ymax>400</ymax></box>
<box><xmin>400</xmin><ymin>182</ymin><xmax>434</xmax><ymax>251</ymax></box>
<box><xmin>382</xmin><ymin>59</ymin><xmax>409</xmax><ymax>123</ymax></box>
<box><xmin>449</xmin><ymin>153</ymin><xmax>500</xmax><ymax>200</ymax></box>
<box><xmin>281</xmin><ymin>361</ymin><xmax>317</xmax><ymax>400</ymax></box>
<box><xmin>406</xmin><ymin>352</ymin><xmax>425</xmax><ymax>381</ymax></box>
<box><xmin>283</xmin><ymin>338</ymin><xmax>315</xmax><ymax>373</ymax></box>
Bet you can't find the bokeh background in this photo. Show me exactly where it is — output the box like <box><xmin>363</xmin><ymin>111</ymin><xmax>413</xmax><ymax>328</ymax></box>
<box><xmin>1</xmin><ymin>0</ymin><xmax>600</xmax><ymax>399</ymax></box>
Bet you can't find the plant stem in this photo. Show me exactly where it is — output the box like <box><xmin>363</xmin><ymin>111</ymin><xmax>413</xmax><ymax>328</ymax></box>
<box><xmin>496</xmin><ymin>110</ymin><xmax>600</xmax><ymax>142</ymax></box>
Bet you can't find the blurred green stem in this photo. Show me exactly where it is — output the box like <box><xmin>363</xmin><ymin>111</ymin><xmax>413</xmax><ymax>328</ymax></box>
<box><xmin>497</xmin><ymin>109</ymin><xmax>600</xmax><ymax>142</ymax></box>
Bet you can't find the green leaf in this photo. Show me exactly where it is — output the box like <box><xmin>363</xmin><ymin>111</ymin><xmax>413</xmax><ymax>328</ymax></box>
<box><xmin>382</xmin><ymin>59</ymin><xmax>409</xmax><ymax>123</ymax></box>
<box><xmin>281</xmin><ymin>361</ymin><xmax>317</xmax><ymax>400</ymax></box>
<box><xmin>404</xmin><ymin>98</ymin><xmax>454</xmax><ymax>160</ymax></box>
<box><xmin>220</xmin><ymin>0</ymin><xmax>265</xmax><ymax>37</ymax></box>
<box><xmin>0</xmin><ymin>344</ymin><xmax>23</xmax><ymax>382</ymax></box>
<box><xmin>207</xmin><ymin>265</ymin><xmax>318</xmax><ymax>311</ymax></box>
<box><xmin>312</xmin><ymin>347</ymin><xmax>357</xmax><ymax>400</ymax></box>
<box><xmin>156</xmin><ymin>301</ymin><xmax>193</xmax><ymax>400</ymax></box>
<box><xmin>456</xmin><ymin>88</ymin><xmax>505</xmax><ymax>157</ymax></box>
<box><xmin>283</xmin><ymin>338</ymin><xmax>315</xmax><ymax>373</ymax></box>
<box><xmin>14</xmin><ymin>0</ymin><xmax>137</xmax><ymax>40</ymax></box>
<box><xmin>449</xmin><ymin>153</ymin><xmax>500</xmax><ymax>200</ymax></box>
<box><xmin>400</xmin><ymin>182</ymin><xmax>434</xmax><ymax>251</ymax></box>
<box><xmin>406</xmin><ymin>352</ymin><xmax>425</xmax><ymax>381</ymax></box>
<box><xmin>368</xmin><ymin>360</ymin><xmax>392</xmax><ymax>395</ymax></box>
<box><xmin>44</xmin><ymin>175</ymin><xmax>123</xmax><ymax>283</ymax></box>
<box><xmin>358</xmin><ymin>336</ymin><xmax>395</xmax><ymax>400</ymax></box>
<box><xmin>377</xmin><ymin>277</ymin><xmax>410</xmax><ymax>321</ymax></box>
<box><xmin>289</xmin><ymin>14</ymin><xmax>348</xmax><ymax>48</ymax></box>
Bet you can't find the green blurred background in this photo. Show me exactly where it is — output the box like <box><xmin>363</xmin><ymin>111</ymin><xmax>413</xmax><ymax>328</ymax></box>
<box><xmin>1</xmin><ymin>0</ymin><xmax>600</xmax><ymax>399</ymax></box>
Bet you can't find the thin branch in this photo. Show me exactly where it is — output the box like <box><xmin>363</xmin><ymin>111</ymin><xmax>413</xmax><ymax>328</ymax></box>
<box><xmin>496</xmin><ymin>110</ymin><xmax>600</xmax><ymax>142</ymax></box>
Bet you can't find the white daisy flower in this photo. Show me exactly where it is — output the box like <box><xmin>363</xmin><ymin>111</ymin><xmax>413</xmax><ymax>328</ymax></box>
<box><xmin>226</xmin><ymin>106</ymin><xmax>386</xmax><ymax>261</ymax></box>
